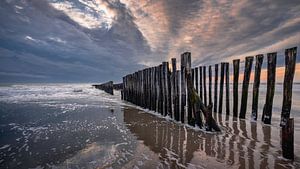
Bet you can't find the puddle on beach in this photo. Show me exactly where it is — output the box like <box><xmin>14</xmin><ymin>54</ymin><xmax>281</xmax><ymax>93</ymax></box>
<box><xmin>0</xmin><ymin>84</ymin><xmax>299</xmax><ymax>168</ymax></box>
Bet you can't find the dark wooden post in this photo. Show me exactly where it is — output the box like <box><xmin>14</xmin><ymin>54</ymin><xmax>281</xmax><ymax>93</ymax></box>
<box><xmin>152</xmin><ymin>67</ymin><xmax>156</xmax><ymax>111</ymax></box>
<box><xmin>192</xmin><ymin>68</ymin><xmax>195</xmax><ymax>88</ymax></box>
<box><xmin>137</xmin><ymin>71</ymin><xmax>141</xmax><ymax>106</ymax></box>
<box><xmin>175</xmin><ymin>70</ymin><xmax>180</xmax><ymax>121</ymax></box>
<box><xmin>209</xmin><ymin>65</ymin><xmax>212</xmax><ymax>105</ymax></box>
<box><xmin>195</xmin><ymin>67</ymin><xmax>199</xmax><ymax>94</ymax></box>
<box><xmin>214</xmin><ymin>64</ymin><xmax>218</xmax><ymax>113</ymax></box>
<box><xmin>262</xmin><ymin>53</ymin><xmax>277</xmax><ymax>124</ymax></box>
<box><xmin>233</xmin><ymin>59</ymin><xmax>240</xmax><ymax>117</ymax></box>
<box><xmin>162</xmin><ymin>62</ymin><xmax>168</xmax><ymax>116</ymax></box>
<box><xmin>149</xmin><ymin>68</ymin><xmax>152</xmax><ymax>109</ymax></box>
<box><xmin>142</xmin><ymin>69</ymin><xmax>145</xmax><ymax>107</ymax></box>
<box><xmin>280</xmin><ymin>47</ymin><xmax>297</xmax><ymax>127</ymax></box>
<box><xmin>155</xmin><ymin>66</ymin><xmax>159</xmax><ymax>112</ymax></box>
<box><xmin>225</xmin><ymin>63</ymin><xmax>230</xmax><ymax>115</ymax></box>
<box><xmin>143</xmin><ymin>70</ymin><xmax>145</xmax><ymax>107</ymax></box>
<box><xmin>159</xmin><ymin>64</ymin><xmax>163</xmax><ymax>115</ymax></box>
<box><xmin>282</xmin><ymin>118</ymin><xmax>294</xmax><ymax>160</ymax></box>
<box><xmin>218</xmin><ymin>63</ymin><xmax>225</xmax><ymax>114</ymax></box>
<box><xmin>167</xmin><ymin>63</ymin><xmax>172</xmax><ymax>117</ymax></box>
<box><xmin>203</xmin><ymin>66</ymin><xmax>207</xmax><ymax>106</ymax></box>
<box><xmin>171</xmin><ymin>58</ymin><xmax>177</xmax><ymax>120</ymax></box>
<box><xmin>199</xmin><ymin>66</ymin><xmax>203</xmax><ymax>100</ymax></box>
<box><xmin>251</xmin><ymin>54</ymin><xmax>264</xmax><ymax>121</ymax></box>
<box><xmin>239</xmin><ymin>56</ymin><xmax>254</xmax><ymax>119</ymax></box>
<box><xmin>181</xmin><ymin>53</ymin><xmax>190</xmax><ymax>123</ymax></box>
<box><xmin>184</xmin><ymin>53</ymin><xmax>192</xmax><ymax>126</ymax></box>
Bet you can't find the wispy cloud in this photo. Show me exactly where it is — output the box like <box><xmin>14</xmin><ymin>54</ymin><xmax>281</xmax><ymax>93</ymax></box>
<box><xmin>48</xmin><ymin>0</ymin><xmax>116</xmax><ymax>29</ymax></box>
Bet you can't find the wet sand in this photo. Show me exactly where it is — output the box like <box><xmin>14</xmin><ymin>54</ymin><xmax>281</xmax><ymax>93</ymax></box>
<box><xmin>0</xmin><ymin>84</ymin><xmax>299</xmax><ymax>169</ymax></box>
<box><xmin>122</xmin><ymin>107</ymin><xmax>300</xmax><ymax>169</ymax></box>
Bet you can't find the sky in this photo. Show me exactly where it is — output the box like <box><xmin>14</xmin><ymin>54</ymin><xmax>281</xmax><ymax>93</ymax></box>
<box><xmin>0</xmin><ymin>0</ymin><xmax>300</xmax><ymax>83</ymax></box>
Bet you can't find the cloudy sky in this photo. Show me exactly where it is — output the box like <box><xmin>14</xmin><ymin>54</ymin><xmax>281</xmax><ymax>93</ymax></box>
<box><xmin>0</xmin><ymin>0</ymin><xmax>299</xmax><ymax>83</ymax></box>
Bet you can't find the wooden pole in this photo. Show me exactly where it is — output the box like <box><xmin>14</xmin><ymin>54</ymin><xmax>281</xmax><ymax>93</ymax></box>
<box><xmin>209</xmin><ymin>65</ymin><xmax>212</xmax><ymax>106</ymax></box>
<box><xmin>147</xmin><ymin>68</ymin><xmax>150</xmax><ymax>109</ymax></box>
<box><xmin>203</xmin><ymin>66</ymin><xmax>207</xmax><ymax>106</ymax></box>
<box><xmin>171</xmin><ymin>58</ymin><xmax>177</xmax><ymax>120</ymax></box>
<box><xmin>167</xmin><ymin>63</ymin><xmax>172</xmax><ymax>117</ymax></box>
<box><xmin>175</xmin><ymin>70</ymin><xmax>180</xmax><ymax>121</ymax></box>
<box><xmin>162</xmin><ymin>62</ymin><xmax>168</xmax><ymax>116</ymax></box>
<box><xmin>159</xmin><ymin>64</ymin><xmax>163</xmax><ymax>115</ymax></box>
<box><xmin>152</xmin><ymin>67</ymin><xmax>156</xmax><ymax>111</ymax></box>
<box><xmin>195</xmin><ymin>67</ymin><xmax>199</xmax><ymax>94</ymax></box>
<box><xmin>233</xmin><ymin>59</ymin><xmax>240</xmax><ymax>117</ymax></box>
<box><xmin>225</xmin><ymin>62</ymin><xmax>230</xmax><ymax>115</ymax></box>
<box><xmin>199</xmin><ymin>66</ymin><xmax>203</xmax><ymax>100</ymax></box>
<box><xmin>262</xmin><ymin>53</ymin><xmax>277</xmax><ymax>124</ymax></box>
<box><xmin>155</xmin><ymin>66</ymin><xmax>159</xmax><ymax>112</ymax></box>
<box><xmin>214</xmin><ymin>64</ymin><xmax>218</xmax><ymax>113</ymax></box>
<box><xmin>148</xmin><ymin>68</ymin><xmax>152</xmax><ymax>109</ymax></box>
<box><xmin>149</xmin><ymin>68</ymin><xmax>152</xmax><ymax>109</ymax></box>
<box><xmin>218</xmin><ymin>63</ymin><xmax>225</xmax><ymax>114</ymax></box>
<box><xmin>282</xmin><ymin>118</ymin><xmax>294</xmax><ymax>160</ymax></box>
<box><xmin>181</xmin><ymin>53</ymin><xmax>189</xmax><ymax>123</ymax></box>
<box><xmin>280</xmin><ymin>47</ymin><xmax>297</xmax><ymax>127</ymax></box>
<box><xmin>239</xmin><ymin>56</ymin><xmax>254</xmax><ymax>119</ymax></box>
<box><xmin>184</xmin><ymin>53</ymin><xmax>192</xmax><ymax>126</ymax></box>
<box><xmin>192</xmin><ymin>68</ymin><xmax>195</xmax><ymax>88</ymax></box>
<box><xmin>251</xmin><ymin>54</ymin><xmax>264</xmax><ymax>121</ymax></box>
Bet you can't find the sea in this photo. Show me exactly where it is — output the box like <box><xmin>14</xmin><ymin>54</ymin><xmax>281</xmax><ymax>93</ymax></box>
<box><xmin>0</xmin><ymin>83</ymin><xmax>299</xmax><ymax>169</ymax></box>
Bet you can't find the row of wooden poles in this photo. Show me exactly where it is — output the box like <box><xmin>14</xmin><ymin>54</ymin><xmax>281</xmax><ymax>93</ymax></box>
<box><xmin>121</xmin><ymin>47</ymin><xmax>297</xmax><ymax>159</ymax></box>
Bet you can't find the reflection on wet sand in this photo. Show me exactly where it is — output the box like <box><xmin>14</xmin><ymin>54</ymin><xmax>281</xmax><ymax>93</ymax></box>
<box><xmin>124</xmin><ymin>107</ymin><xmax>300</xmax><ymax>168</ymax></box>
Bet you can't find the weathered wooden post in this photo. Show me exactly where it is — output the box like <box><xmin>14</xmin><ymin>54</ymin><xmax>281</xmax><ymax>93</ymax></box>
<box><xmin>239</xmin><ymin>56</ymin><xmax>254</xmax><ymax>119</ymax></box>
<box><xmin>195</xmin><ymin>67</ymin><xmax>199</xmax><ymax>94</ymax></box>
<box><xmin>146</xmin><ymin>69</ymin><xmax>149</xmax><ymax>108</ymax></box>
<box><xmin>159</xmin><ymin>64</ymin><xmax>163</xmax><ymax>115</ymax></box>
<box><xmin>155</xmin><ymin>66</ymin><xmax>159</xmax><ymax>112</ymax></box>
<box><xmin>280</xmin><ymin>47</ymin><xmax>297</xmax><ymax>127</ymax></box>
<box><xmin>181</xmin><ymin>53</ymin><xmax>189</xmax><ymax>123</ymax></box>
<box><xmin>162</xmin><ymin>62</ymin><xmax>168</xmax><ymax>116</ymax></box>
<box><xmin>218</xmin><ymin>63</ymin><xmax>225</xmax><ymax>114</ymax></box>
<box><xmin>282</xmin><ymin>118</ymin><xmax>294</xmax><ymax>160</ymax></box>
<box><xmin>175</xmin><ymin>70</ymin><xmax>180</xmax><ymax>121</ymax></box>
<box><xmin>199</xmin><ymin>66</ymin><xmax>203</xmax><ymax>100</ymax></box>
<box><xmin>149</xmin><ymin>68</ymin><xmax>152</xmax><ymax>109</ymax></box>
<box><xmin>251</xmin><ymin>54</ymin><xmax>264</xmax><ymax>121</ymax></box>
<box><xmin>233</xmin><ymin>59</ymin><xmax>240</xmax><ymax>117</ymax></box>
<box><xmin>167</xmin><ymin>64</ymin><xmax>172</xmax><ymax>117</ymax></box>
<box><xmin>225</xmin><ymin>62</ymin><xmax>230</xmax><ymax>115</ymax></box>
<box><xmin>262</xmin><ymin>53</ymin><xmax>277</xmax><ymax>124</ymax></box>
<box><xmin>148</xmin><ymin>68</ymin><xmax>152</xmax><ymax>109</ymax></box>
<box><xmin>203</xmin><ymin>66</ymin><xmax>207</xmax><ymax>106</ymax></box>
<box><xmin>137</xmin><ymin>71</ymin><xmax>141</xmax><ymax>106</ymax></box>
<box><xmin>141</xmin><ymin>69</ymin><xmax>147</xmax><ymax>108</ymax></box>
<box><xmin>184</xmin><ymin>53</ymin><xmax>192</xmax><ymax>126</ymax></box>
<box><xmin>209</xmin><ymin>65</ymin><xmax>212</xmax><ymax>106</ymax></box>
<box><xmin>214</xmin><ymin>64</ymin><xmax>218</xmax><ymax>113</ymax></box>
<box><xmin>152</xmin><ymin>67</ymin><xmax>156</xmax><ymax>111</ymax></box>
<box><xmin>192</xmin><ymin>68</ymin><xmax>195</xmax><ymax>88</ymax></box>
<box><xmin>171</xmin><ymin>58</ymin><xmax>178</xmax><ymax>120</ymax></box>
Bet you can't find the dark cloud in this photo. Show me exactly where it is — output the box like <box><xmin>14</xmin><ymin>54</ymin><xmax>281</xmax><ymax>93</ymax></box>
<box><xmin>0</xmin><ymin>0</ymin><xmax>299</xmax><ymax>83</ymax></box>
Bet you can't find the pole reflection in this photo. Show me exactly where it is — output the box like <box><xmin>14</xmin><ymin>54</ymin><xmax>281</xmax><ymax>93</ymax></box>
<box><xmin>123</xmin><ymin>107</ymin><xmax>298</xmax><ymax>168</ymax></box>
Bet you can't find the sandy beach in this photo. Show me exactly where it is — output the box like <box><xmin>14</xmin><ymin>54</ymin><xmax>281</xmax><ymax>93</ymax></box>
<box><xmin>0</xmin><ymin>84</ymin><xmax>299</xmax><ymax>168</ymax></box>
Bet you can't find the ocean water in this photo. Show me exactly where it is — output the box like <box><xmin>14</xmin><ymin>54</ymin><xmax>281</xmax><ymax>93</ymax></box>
<box><xmin>0</xmin><ymin>83</ymin><xmax>299</xmax><ymax>168</ymax></box>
